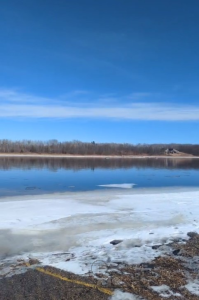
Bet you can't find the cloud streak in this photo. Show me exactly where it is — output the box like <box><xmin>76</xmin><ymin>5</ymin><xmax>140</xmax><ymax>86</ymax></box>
<box><xmin>1</xmin><ymin>103</ymin><xmax>199</xmax><ymax>121</ymax></box>
<box><xmin>0</xmin><ymin>89</ymin><xmax>199</xmax><ymax>121</ymax></box>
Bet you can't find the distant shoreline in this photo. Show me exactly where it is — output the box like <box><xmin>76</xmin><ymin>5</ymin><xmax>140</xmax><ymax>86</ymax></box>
<box><xmin>0</xmin><ymin>153</ymin><xmax>198</xmax><ymax>159</ymax></box>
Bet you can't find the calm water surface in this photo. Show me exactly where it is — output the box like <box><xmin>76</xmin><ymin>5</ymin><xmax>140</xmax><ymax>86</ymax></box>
<box><xmin>0</xmin><ymin>157</ymin><xmax>199</xmax><ymax>197</ymax></box>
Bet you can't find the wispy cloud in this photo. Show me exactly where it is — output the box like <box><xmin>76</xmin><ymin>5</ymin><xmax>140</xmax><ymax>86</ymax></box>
<box><xmin>0</xmin><ymin>88</ymin><xmax>199</xmax><ymax>121</ymax></box>
<box><xmin>1</xmin><ymin>103</ymin><xmax>199</xmax><ymax>121</ymax></box>
<box><xmin>0</xmin><ymin>88</ymin><xmax>89</xmax><ymax>106</ymax></box>
<box><xmin>0</xmin><ymin>89</ymin><xmax>50</xmax><ymax>104</ymax></box>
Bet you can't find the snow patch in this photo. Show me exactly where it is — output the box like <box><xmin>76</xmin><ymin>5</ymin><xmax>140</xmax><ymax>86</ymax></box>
<box><xmin>98</xmin><ymin>183</ymin><xmax>136</xmax><ymax>189</ymax></box>
<box><xmin>110</xmin><ymin>290</ymin><xmax>144</xmax><ymax>300</ymax></box>
<box><xmin>151</xmin><ymin>285</ymin><xmax>182</xmax><ymax>298</ymax></box>
<box><xmin>185</xmin><ymin>280</ymin><xmax>199</xmax><ymax>296</ymax></box>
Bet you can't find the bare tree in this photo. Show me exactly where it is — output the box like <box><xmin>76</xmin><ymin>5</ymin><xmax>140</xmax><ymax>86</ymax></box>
<box><xmin>0</xmin><ymin>140</ymin><xmax>198</xmax><ymax>156</ymax></box>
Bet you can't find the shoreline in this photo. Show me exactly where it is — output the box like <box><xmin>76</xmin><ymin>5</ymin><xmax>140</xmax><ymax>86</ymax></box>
<box><xmin>1</xmin><ymin>189</ymin><xmax>199</xmax><ymax>298</ymax></box>
<box><xmin>0</xmin><ymin>153</ymin><xmax>197</xmax><ymax>159</ymax></box>
<box><xmin>1</xmin><ymin>232</ymin><xmax>199</xmax><ymax>299</ymax></box>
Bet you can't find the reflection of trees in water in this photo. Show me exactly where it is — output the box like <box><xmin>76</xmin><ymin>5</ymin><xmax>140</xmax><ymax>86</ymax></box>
<box><xmin>0</xmin><ymin>158</ymin><xmax>199</xmax><ymax>171</ymax></box>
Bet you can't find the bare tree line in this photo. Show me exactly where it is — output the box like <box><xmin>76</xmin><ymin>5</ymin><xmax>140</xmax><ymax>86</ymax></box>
<box><xmin>0</xmin><ymin>140</ymin><xmax>199</xmax><ymax>156</ymax></box>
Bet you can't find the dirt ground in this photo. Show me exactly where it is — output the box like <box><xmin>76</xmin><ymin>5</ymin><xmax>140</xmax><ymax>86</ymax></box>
<box><xmin>0</xmin><ymin>267</ymin><xmax>110</xmax><ymax>300</ymax></box>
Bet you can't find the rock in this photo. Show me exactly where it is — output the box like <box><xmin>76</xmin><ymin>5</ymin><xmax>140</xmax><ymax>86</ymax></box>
<box><xmin>65</xmin><ymin>258</ymin><xmax>70</xmax><ymax>262</ymax></box>
<box><xmin>173</xmin><ymin>249</ymin><xmax>181</xmax><ymax>256</ymax></box>
<box><xmin>28</xmin><ymin>259</ymin><xmax>40</xmax><ymax>265</ymax></box>
<box><xmin>141</xmin><ymin>263</ymin><xmax>155</xmax><ymax>269</ymax></box>
<box><xmin>110</xmin><ymin>240</ymin><xmax>123</xmax><ymax>245</ymax></box>
<box><xmin>152</xmin><ymin>245</ymin><xmax>161</xmax><ymax>250</ymax></box>
<box><xmin>187</xmin><ymin>232</ymin><xmax>198</xmax><ymax>238</ymax></box>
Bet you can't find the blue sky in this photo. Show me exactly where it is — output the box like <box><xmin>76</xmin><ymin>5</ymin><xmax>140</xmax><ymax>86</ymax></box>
<box><xmin>1</xmin><ymin>0</ymin><xmax>199</xmax><ymax>143</ymax></box>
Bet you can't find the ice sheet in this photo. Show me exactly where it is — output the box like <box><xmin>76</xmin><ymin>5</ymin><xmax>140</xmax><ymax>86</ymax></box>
<box><xmin>0</xmin><ymin>188</ymin><xmax>199</xmax><ymax>276</ymax></box>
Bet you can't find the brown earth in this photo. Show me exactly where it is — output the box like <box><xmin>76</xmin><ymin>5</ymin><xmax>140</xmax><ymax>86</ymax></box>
<box><xmin>0</xmin><ymin>267</ymin><xmax>111</xmax><ymax>300</ymax></box>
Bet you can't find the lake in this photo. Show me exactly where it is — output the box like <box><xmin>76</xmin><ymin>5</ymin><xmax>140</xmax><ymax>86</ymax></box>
<box><xmin>0</xmin><ymin>157</ymin><xmax>199</xmax><ymax>197</ymax></box>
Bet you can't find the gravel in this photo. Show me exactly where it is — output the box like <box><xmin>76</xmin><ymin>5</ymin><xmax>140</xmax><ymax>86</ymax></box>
<box><xmin>0</xmin><ymin>268</ymin><xmax>110</xmax><ymax>300</ymax></box>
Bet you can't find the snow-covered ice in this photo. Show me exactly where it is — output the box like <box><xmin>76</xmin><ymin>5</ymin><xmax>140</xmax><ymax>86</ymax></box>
<box><xmin>98</xmin><ymin>183</ymin><xmax>136</xmax><ymax>189</ymax></box>
<box><xmin>0</xmin><ymin>187</ymin><xmax>199</xmax><ymax>276</ymax></box>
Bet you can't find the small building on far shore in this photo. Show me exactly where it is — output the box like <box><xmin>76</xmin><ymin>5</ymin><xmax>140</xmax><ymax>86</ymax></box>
<box><xmin>165</xmin><ymin>148</ymin><xmax>179</xmax><ymax>155</ymax></box>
